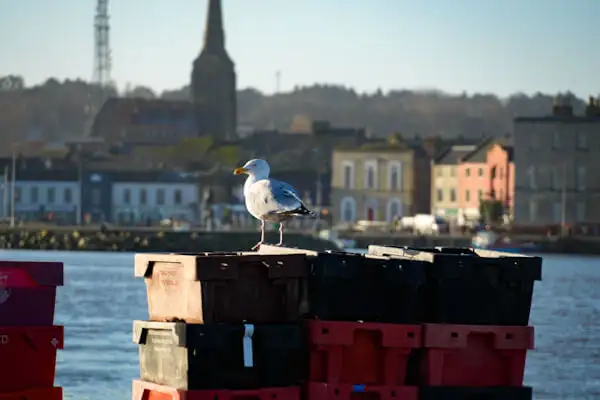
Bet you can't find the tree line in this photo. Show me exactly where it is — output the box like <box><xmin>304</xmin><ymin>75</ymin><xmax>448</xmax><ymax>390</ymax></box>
<box><xmin>0</xmin><ymin>75</ymin><xmax>591</xmax><ymax>144</ymax></box>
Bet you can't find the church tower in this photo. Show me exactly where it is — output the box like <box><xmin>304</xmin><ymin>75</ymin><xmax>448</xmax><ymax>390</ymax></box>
<box><xmin>191</xmin><ymin>0</ymin><xmax>237</xmax><ymax>141</ymax></box>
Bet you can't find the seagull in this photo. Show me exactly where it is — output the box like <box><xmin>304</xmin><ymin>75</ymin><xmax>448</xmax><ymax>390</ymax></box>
<box><xmin>233</xmin><ymin>158</ymin><xmax>317</xmax><ymax>249</ymax></box>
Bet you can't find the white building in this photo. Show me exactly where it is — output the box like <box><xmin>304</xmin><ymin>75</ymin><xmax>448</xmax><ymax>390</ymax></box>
<box><xmin>9</xmin><ymin>180</ymin><xmax>79</xmax><ymax>222</ymax></box>
<box><xmin>111</xmin><ymin>182</ymin><xmax>200</xmax><ymax>224</ymax></box>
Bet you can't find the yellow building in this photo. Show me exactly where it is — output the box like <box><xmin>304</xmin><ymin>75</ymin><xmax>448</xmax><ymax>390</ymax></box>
<box><xmin>330</xmin><ymin>136</ymin><xmax>431</xmax><ymax>225</ymax></box>
<box><xmin>430</xmin><ymin>145</ymin><xmax>476</xmax><ymax>219</ymax></box>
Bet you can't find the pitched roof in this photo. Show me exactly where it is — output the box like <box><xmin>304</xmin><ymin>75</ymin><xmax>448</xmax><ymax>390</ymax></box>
<box><xmin>91</xmin><ymin>97</ymin><xmax>195</xmax><ymax>142</ymax></box>
<box><xmin>435</xmin><ymin>145</ymin><xmax>477</xmax><ymax>164</ymax></box>
<box><xmin>461</xmin><ymin>137</ymin><xmax>496</xmax><ymax>163</ymax></box>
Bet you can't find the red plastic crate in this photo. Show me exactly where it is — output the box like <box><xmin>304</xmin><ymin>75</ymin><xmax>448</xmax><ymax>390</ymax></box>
<box><xmin>0</xmin><ymin>325</ymin><xmax>64</xmax><ymax>392</ymax></box>
<box><xmin>132</xmin><ymin>380</ymin><xmax>300</xmax><ymax>400</ymax></box>
<box><xmin>0</xmin><ymin>387</ymin><xmax>63</xmax><ymax>399</ymax></box>
<box><xmin>306</xmin><ymin>382</ymin><xmax>418</xmax><ymax>400</ymax></box>
<box><xmin>417</xmin><ymin>324</ymin><xmax>534</xmax><ymax>387</ymax></box>
<box><xmin>307</xmin><ymin>320</ymin><xmax>421</xmax><ymax>385</ymax></box>
<box><xmin>0</xmin><ymin>260</ymin><xmax>63</xmax><ymax>325</ymax></box>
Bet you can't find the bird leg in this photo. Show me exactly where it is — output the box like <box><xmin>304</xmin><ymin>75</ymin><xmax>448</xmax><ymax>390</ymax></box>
<box><xmin>276</xmin><ymin>222</ymin><xmax>284</xmax><ymax>246</ymax></box>
<box><xmin>251</xmin><ymin>220</ymin><xmax>265</xmax><ymax>250</ymax></box>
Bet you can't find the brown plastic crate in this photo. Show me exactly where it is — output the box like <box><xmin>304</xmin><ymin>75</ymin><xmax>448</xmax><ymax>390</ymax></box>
<box><xmin>134</xmin><ymin>251</ymin><xmax>309</xmax><ymax>323</ymax></box>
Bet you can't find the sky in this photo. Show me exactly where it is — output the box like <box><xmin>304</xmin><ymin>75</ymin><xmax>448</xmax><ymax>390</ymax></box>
<box><xmin>1</xmin><ymin>0</ymin><xmax>599</xmax><ymax>98</ymax></box>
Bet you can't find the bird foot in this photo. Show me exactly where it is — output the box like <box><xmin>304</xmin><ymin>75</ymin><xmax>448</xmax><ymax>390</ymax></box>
<box><xmin>275</xmin><ymin>241</ymin><xmax>284</xmax><ymax>246</ymax></box>
<box><xmin>251</xmin><ymin>241</ymin><xmax>264</xmax><ymax>250</ymax></box>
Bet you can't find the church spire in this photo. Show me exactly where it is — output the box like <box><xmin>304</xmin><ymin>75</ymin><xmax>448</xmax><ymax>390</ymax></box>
<box><xmin>203</xmin><ymin>0</ymin><xmax>225</xmax><ymax>53</ymax></box>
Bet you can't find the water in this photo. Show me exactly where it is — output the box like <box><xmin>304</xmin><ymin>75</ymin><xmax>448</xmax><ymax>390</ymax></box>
<box><xmin>0</xmin><ymin>250</ymin><xmax>599</xmax><ymax>399</ymax></box>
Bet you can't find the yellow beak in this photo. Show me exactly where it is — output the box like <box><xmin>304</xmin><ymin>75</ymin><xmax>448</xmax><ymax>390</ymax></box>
<box><xmin>233</xmin><ymin>167</ymin><xmax>248</xmax><ymax>175</ymax></box>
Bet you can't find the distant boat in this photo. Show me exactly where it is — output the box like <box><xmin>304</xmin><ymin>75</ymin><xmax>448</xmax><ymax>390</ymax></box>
<box><xmin>471</xmin><ymin>230</ymin><xmax>540</xmax><ymax>254</ymax></box>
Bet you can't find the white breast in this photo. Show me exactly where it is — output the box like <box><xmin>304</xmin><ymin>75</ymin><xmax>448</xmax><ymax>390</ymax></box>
<box><xmin>243</xmin><ymin>176</ymin><xmax>264</xmax><ymax>220</ymax></box>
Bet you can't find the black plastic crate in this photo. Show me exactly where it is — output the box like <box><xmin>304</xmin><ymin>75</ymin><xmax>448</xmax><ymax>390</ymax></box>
<box><xmin>368</xmin><ymin>245</ymin><xmax>542</xmax><ymax>325</ymax></box>
<box><xmin>133</xmin><ymin>320</ymin><xmax>306</xmax><ymax>390</ymax></box>
<box><xmin>419</xmin><ymin>386</ymin><xmax>532</xmax><ymax>400</ymax></box>
<box><xmin>257</xmin><ymin>245</ymin><xmax>427</xmax><ymax>323</ymax></box>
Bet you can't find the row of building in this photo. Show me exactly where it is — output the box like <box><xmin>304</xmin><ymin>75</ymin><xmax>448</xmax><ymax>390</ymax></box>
<box><xmin>329</xmin><ymin>97</ymin><xmax>600</xmax><ymax>228</ymax></box>
<box><xmin>2</xmin><ymin>98</ymin><xmax>599</xmax><ymax>230</ymax></box>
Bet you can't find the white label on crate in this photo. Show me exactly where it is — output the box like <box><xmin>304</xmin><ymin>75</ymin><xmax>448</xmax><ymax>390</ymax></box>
<box><xmin>0</xmin><ymin>274</ymin><xmax>11</xmax><ymax>305</ymax></box>
<box><xmin>243</xmin><ymin>324</ymin><xmax>255</xmax><ymax>368</ymax></box>
<box><xmin>0</xmin><ymin>335</ymin><xmax>8</xmax><ymax>345</ymax></box>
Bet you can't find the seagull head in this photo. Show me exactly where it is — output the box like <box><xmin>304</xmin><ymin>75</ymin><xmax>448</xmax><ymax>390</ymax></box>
<box><xmin>233</xmin><ymin>159</ymin><xmax>270</xmax><ymax>179</ymax></box>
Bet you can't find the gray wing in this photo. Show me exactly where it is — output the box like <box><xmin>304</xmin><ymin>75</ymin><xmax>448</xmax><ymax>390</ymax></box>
<box><xmin>269</xmin><ymin>179</ymin><xmax>304</xmax><ymax>212</ymax></box>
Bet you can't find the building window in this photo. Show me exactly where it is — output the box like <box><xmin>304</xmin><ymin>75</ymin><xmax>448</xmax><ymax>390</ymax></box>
<box><xmin>174</xmin><ymin>189</ymin><xmax>182</xmax><ymax>205</ymax></box>
<box><xmin>478</xmin><ymin>189</ymin><xmax>483</xmax><ymax>199</ymax></box>
<box><xmin>551</xmin><ymin>168</ymin><xmax>560</xmax><ymax>190</ymax></box>
<box><xmin>47</xmin><ymin>188</ymin><xmax>55</xmax><ymax>204</ymax></box>
<box><xmin>14</xmin><ymin>187</ymin><xmax>21</xmax><ymax>204</ymax></box>
<box><xmin>340</xmin><ymin>196</ymin><xmax>356</xmax><ymax>223</ymax></box>
<box><xmin>140</xmin><ymin>189</ymin><xmax>147</xmax><ymax>205</ymax></box>
<box><xmin>364</xmin><ymin>161</ymin><xmax>377</xmax><ymax>190</ymax></box>
<box><xmin>465</xmin><ymin>190</ymin><xmax>471</xmax><ymax>202</ymax></box>
<box><xmin>478</xmin><ymin>168</ymin><xmax>484</xmax><ymax>177</ymax></box>
<box><xmin>342</xmin><ymin>162</ymin><xmax>354</xmax><ymax>189</ymax></box>
<box><xmin>527</xmin><ymin>166</ymin><xmax>536</xmax><ymax>189</ymax></box>
<box><xmin>530</xmin><ymin>132</ymin><xmax>539</xmax><ymax>149</ymax></box>
<box><xmin>465</xmin><ymin>168</ymin><xmax>471</xmax><ymax>177</ymax></box>
<box><xmin>30</xmin><ymin>187</ymin><xmax>39</xmax><ymax>203</ymax></box>
<box><xmin>123</xmin><ymin>189</ymin><xmax>131</xmax><ymax>205</ymax></box>
<box><xmin>366</xmin><ymin>167</ymin><xmax>374</xmax><ymax>189</ymax></box>
<box><xmin>576</xmin><ymin>202</ymin><xmax>586</xmax><ymax>222</ymax></box>
<box><xmin>553</xmin><ymin>202</ymin><xmax>562</xmax><ymax>223</ymax></box>
<box><xmin>576</xmin><ymin>166</ymin><xmax>586</xmax><ymax>191</ymax></box>
<box><xmin>437</xmin><ymin>189</ymin><xmax>443</xmax><ymax>202</ymax></box>
<box><xmin>386</xmin><ymin>198</ymin><xmax>403</xmax><ymax>222</ymax></box>
<box><xmin>450</xmin><ymin>189</ymin><xmax>456</xmax><ymax>202</ymax></box>
<box><xmin>529</xmin><ymin>200</ymin><xmax>537</xmax><ymax>221</ymax></box>
<box><xmin>389</xmin><ymin>162</ymin><xmax>402</xmax><ymax>191</ymax></box>
<box><xmin>157</xmin><ymin>189</ymin><xmax>165</xmax><ymax>206</ymax></box>
<box><xmin>64</xmin><ymin>188</ymin><xmax>72</xmax><ymax>204</ymax></box>
<box><xmin>577</xmin><ymin>132</ymin><xmax>588</xmax><ymax>149</ymax></box>
<box><xmin>552</xmin><ymin>131</ymin><xmax>561</xmax><ymax>149</ymax></box>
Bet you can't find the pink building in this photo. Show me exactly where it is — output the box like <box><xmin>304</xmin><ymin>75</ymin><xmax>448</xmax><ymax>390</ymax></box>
<box><xmin>487</xmin><ymin>143</ymin><xmax>515</xmax><ymax>212</ymax></box>
<box><xmin>457</xmin><ymin>138</ymin><xmax>514</xmax><ymax>219</ymax></box>
<box><xmin>457</xmin><ymin>144</ymin><xmax>490</xmax><ymax>219</ymax></box>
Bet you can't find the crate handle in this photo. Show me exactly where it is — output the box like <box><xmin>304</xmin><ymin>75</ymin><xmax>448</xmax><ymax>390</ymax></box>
<box><xmin>243</xmin><ymin>324</ymin><xmax>255</xmax><ymax>367</ymax></box>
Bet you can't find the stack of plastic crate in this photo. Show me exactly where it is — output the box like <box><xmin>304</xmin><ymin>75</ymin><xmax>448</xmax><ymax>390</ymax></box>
<box><xmin>255</xmin><ymin>245</ymin><xmax>425</xmax><ymax>400</ymax></box>
<box><xmin>368</xmin><ymin>246</ymin><xmax>542</xmax><ymax>400</ymax></box>
<box><xmin>131</xmin><ymin>245</ymin><xmax>428</xmax><ymax>400</ymax></box>
<box><xmin>0</xmin><ymin>261</ymin><xmax>64</xmax><ymax>400</ymax></box>
<box><xmin>132</xmin><ymin>251</ymin><xmax>308</xmax><ymax>400</ymax></box>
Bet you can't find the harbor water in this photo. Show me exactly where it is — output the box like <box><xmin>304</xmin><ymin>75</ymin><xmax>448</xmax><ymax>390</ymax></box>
<box><xmin>0</xmin><ymin>250</ymin><xmax>598</xmax><ymax>399</ymax></box>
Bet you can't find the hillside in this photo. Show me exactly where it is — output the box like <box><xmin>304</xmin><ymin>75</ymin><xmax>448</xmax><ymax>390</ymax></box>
<box><xmin>0</xmin><ymin>75</ymin><xmax>589</xmax><ymax>143</ymax></box>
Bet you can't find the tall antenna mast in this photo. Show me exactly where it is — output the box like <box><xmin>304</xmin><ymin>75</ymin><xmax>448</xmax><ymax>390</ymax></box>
<box><xmin>87</xmin><ymin>0</ymin><xmax>111</xmax><ymax>136</ymax></box>
<box><xmin>93</xmin><ymin>0</ymin><xmax>111</xmax><ymax>86</ymax></box>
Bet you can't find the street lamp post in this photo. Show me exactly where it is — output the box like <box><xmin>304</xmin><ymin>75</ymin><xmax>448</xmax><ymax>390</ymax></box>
<box><xmin>9</xmin><ymin>148</ymin><xmax>16</xmax><ymax>228</ymax></box>
<box><xmin>76</xmin><ymin>146</ymin><xmax>83</xmax><ymax>225</ymax></box>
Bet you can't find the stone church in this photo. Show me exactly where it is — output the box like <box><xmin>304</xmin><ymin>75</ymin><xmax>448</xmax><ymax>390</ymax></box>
<box><xmin>92</xmin><ymin>0</ymin><xmax>238</xmax><ymax>144</ymax></box>
<box><xmin>191</xmin><ymin>0</ymin><xmax>237</xmax><ymax>141</ymax></box>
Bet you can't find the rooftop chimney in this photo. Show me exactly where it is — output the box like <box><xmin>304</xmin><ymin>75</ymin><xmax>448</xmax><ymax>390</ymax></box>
<box><xmin>552</xmin><ymin>94</ymin><xmax>573</xmax><ymax>117</ymax></box>
<box><xmin>585</xmin><ymin>94</ymin><xmax>600</xmax><ymax>117</ymax></box>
